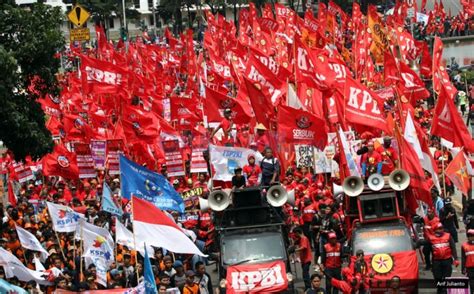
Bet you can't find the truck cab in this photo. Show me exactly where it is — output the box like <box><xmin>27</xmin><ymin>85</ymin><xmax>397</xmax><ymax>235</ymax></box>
<box><xmin>341</xmin><ymin>171</ymin><xmax>419</xmax><ymax>293</ymax></box>
<box><xmin>202</xmin><ymin>186</ymin><xmax>295</xmax><ymax>293</ymax></box>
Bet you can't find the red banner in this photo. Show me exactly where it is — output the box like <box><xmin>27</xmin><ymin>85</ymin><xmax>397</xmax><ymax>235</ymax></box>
<box><xmin>190</xmin><ymin>136</ymin><xmax>208</xmax><ymax>174</ymax></box>
<box><xmin>225</xmin><ymin>260</ymin><xmax>288</xmax><ymax>293</ymax></box>
<box><xmin>162</xmin><ymin>140</ymin><xmax>185</xmax><ymax>177</ymax></box>
<box><xmin>74</xmin><ymin>143</ymin><xmax>96</xmax><ymax>179</ymax></box>
<box><xmin>12</xmin><ymin>161</ymin><xmax>33</xmax><ymax>183</ymax></box>
<box><xmin>106</xmin><ymin>140</ymin><xmax>123</xmax><ymax>175</ymax></box>
<box><xmin>80</xmin><ymin>55</ymin><xmax>128</xmax><ymax>94</ymax></box>
<box><xmin>350</xmin><ymin>250</ymin><xmax>418</xmax><ymax>290</ymax></box>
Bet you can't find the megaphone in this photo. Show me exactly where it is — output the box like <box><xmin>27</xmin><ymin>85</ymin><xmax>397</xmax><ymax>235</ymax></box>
<box><xmin>199</xmin><ymin>197</ymin><xmax>209</xmax><ymax>212</ymax></box>
<box><xmin>267</xmin><ymin>185</ymin><xmax>288</xmax><ymax>207</ymax></box>
<box><xmin>342</xmin><ymin>176</ymin><xmax>364</xmax><ymax>197</ymax></box>
<box><xmin>208</xmin><ymin>190</ymin><xmax>231</xmax><ymax>211</ymax></box>
<box><xmin>333</xmin><ymin>183</ymin><xmax>344</xmax><ymax>197</ymax></box>
<box><xmin>367</xmin><ymin>173</ymin><xmax>385</xmax><ymax>191</ymax></box>
<box><xmin>388</xmin><ymin>169</ymin><xmax>410</xmax><ymax>191</ymax></box>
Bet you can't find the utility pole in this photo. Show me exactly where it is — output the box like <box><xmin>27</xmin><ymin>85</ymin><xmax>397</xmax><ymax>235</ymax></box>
<box><xmin>122</xmin><ymin>0</ymin><xmax>127</xmax><ymax>30</ymax></box>
<box><xmin>152</xmin><ymin>1</ymin><xmax>157</xmax><ymax>36</ymax></box>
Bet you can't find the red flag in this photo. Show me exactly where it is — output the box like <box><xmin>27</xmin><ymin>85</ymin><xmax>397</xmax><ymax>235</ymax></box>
<box><xmin>7</xmin><ymin>180</ymin><xmax>17</xmax><ymax>207</ymax></box>
<box><xmin>62</xmin><ymin>114</ymin><xmax>95</xmax><ymax>142</ymax></box>
<box><xmin>42</xmin><ymin>145</ymin><xmax>79</xmax><ymax>179</ymax></box>
<box><xmin>445</xmin><ymin>151</ymin><xmax>471</xmax><ymax>196</ymax></box>
<box><xmin>431</xmin><ymin>85</ymin><xmax>474</xmax><ymax>152</ymax></box>
<box><xmin>417</xmin><ymin>40</ymin><xmax>432</xmax><ymax>78</ymax></box>
<box><xmin>204</xmin><ymin>86</ymin><xmax>252</xmax><ymax>124</ymax></box>
<box><xmin>294</xmin><ymin>38</ymin><xmax>336</xmax><ymax>90</ymax></box>
<box><xmin>399</xmin><ymin>137</ymin><xmax>431</xmax><ymax>205</ymax></box>
<box><xmin>122</xmin><ymin>105</ymin><xmax>160</xmax><ymax>143</ymax></box>
<box><xmin>277</xmin><ymin>105</ymin><xmax>327</xmax><ymax>149</ymax></box>
<box><xmin>170</xmin><ymin>97</ymin><xmax>201</xmax><ymax>122</ymax></box>
<box><xmin>245</xmin><ymin>55</ymin><xmax>285</xmax><ymax>105</ymax></box>
<box><xmin>242</xmin><ymin>77</ymin><xmax>275</xmax><ymax>129</ymax></box>
<box><xmin>80</xmin><ymin>55</ymin><xmax>128</xmax><ymax>94</ymax></box>
<box><xmin>343</xmin><ymin>77</ymin><xmax>389</xmax><ymax>133</ymax></box>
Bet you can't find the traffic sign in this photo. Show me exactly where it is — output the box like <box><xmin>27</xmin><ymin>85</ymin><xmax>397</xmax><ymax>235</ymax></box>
<box><xmin>70</xmin><ymin>27</ymin><xmax>91</xmax><ymax>42</ymax></box>
<box><xmin>67</xmin><ymin>4</ymin><xmax>90</xmax><ymax>27</ymax></box>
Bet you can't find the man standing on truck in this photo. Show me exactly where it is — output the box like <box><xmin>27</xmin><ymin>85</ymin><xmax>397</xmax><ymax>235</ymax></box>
<box><xmin>427</xmin><ymin>223</ymin><xmax>459</xmax><ymax>294</ymax></box>
<box><xmin>294</xmin><ymin>227</ymin><xmax>313</xmax><ymax>290</ymax></box>
<box><xmin>260</xmin><ymin>147</ymin><xmax>280</xmax><ymax>186</ymax></box>
<box><xmin>320</xmin><ymin>232</ymin><xmax>342</xmax><ymax>294</ymax></box>
<box><xmin>461</xmin><ymin>229</ymin><xmax>474</xmax><ymax>292</ymax></box>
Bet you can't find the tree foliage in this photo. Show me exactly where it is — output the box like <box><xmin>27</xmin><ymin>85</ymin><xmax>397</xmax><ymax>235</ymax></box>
<box><xmin>0</xmin><ymin>2</ymin><xmax>64</xmax><ymax>160</ymax></box>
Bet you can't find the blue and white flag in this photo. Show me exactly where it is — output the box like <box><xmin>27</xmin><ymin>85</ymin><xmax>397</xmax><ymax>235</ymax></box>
<box><xmin>120</xmin><ymin>155</ymin><xmax>184</xmax><ymax>213</ymax></box>
<box><xmin>143</xmin><ymin>244</ymin><xmax>157</xmax><ymax>294</ymax></box>
<box><xmin>209</xmin><ymin>144</ymin><xmax>263</xmax><ymax>181</ymax></box>
<box><xmin>46</xmin><ymin>202</ymin><xmax>84</xmax><ymax>233</ymax></box>
<box><xmin>101</xmin><ymin>183</ymin><xmax>123</xmax><ymax>216</ymax></box>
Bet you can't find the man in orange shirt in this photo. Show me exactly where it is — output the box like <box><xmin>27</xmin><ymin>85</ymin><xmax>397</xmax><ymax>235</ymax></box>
<box><xmin>294</xmin><ymin>227</ymin><xmax>313</xmax><ymax>290</ymax></box>
<box><xmin>183</xmin><ymin>270</ymin><xmax>199</xmax><ymax>294</ymax></box>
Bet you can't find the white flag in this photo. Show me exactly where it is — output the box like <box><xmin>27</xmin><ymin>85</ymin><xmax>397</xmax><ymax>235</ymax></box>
<box><xmin>338</xmin><ymin>127</ymin><xmax>360</xmax><ymax>177</ymax></box>
<box><xmin>16</xmin><ymin>225</ymin><xmax>49</xmax><ymax>261</ymax></box>
<box><xmin>287</xmin><ymin>83</ymin><xmax>307</xmax><ymax>110</ymax></box>
<box><xmin>0</xmin><ymin>248</ymin><xmax>52</xmax><ymax>285</ymax></box>
<box><xmin>78</xmin><ymin>220</ymin><xmax>114</xmax><ymax>265</ymax></box>
<box><xmin>209</xmin><ymin>145</ymin><xmax>263</xmax><ymax>181</ymax></box>
<box><xmin>46</xmin><ymin>202</ymin><xmax>84</xmax><ymax>233</ymax></box>
<box><xmin>33</xmin><ymin>255</ymin><xmax>45</xmax><ymax>272</ymax></box>
<box><xmin>75</xmin><ymin>219</ymin><xmax>114</xmax><ymax>248</ymax></box>
<box><xmin>115</xmin><ymin>218</ymin><xmax>152</xmax><ymax>257</ymax></box>
<box><xmin>403</xmin><ymin>112</ymin><xmax>423</xmax><ymax>159</ymax></box>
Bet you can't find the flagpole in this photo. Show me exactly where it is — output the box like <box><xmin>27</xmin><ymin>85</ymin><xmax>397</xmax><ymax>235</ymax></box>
<box><xmin>114</xmin><ymin>217</ymin><xmax>118</xmax><ymax>262</ymax></box>
<box><xmin>54</xmin><ymin>231</ymin><xmax>67</xmax><ymax>261</ymax></box>
<box><xmin>80</xmin><ymin>222</ymin><xmax>84</xmax><ymax>282</ymax></box>
<box><xmin>441</xmin><ymin>145</ymin><xmax>447</xmax><ymax>198</ymax></box>
<box><xmin>73</xmin><ymin>236</ymin><xmax>76</xmax><ymax>269</ymax></box>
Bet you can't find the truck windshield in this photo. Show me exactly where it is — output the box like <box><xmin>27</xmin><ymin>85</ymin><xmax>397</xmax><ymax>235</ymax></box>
<box><xmin>352</xmin><ymin>226</ymin><xmax>413</xmax><ymax>255</ymax></box>
<box><xmin>222</xmin><ymin>231</ymin><xmax>286</xmax><ymax>265</ymax></box>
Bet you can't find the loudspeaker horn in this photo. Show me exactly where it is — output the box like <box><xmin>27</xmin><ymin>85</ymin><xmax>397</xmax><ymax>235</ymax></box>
<box><xmin>267</xmin><ymin>185</ymin><xmax>288</xmax><ymax>207</ymax></box>
<box><xmin>342</xmin><ymin>176</ymin><xmax>364</xmax><ymax>197</ymax></box>
<box><xmin>199</xmin><ymin>197</ymin><xmax>209</xmax><ymax>212</ymax></box>
<box><xmin>367</xmin><ymin>173</ymin><xmax>385</xmax><ymax>191</ymax></box>
<box><xmin>208</xmin><ymin>190</ymin><xmax>231</xmax><ymax>211</ymax></box>
<box><xmin>388</xmin><ymin>169</ymin><xmax>410</xmax><ymax>191</ymax></box>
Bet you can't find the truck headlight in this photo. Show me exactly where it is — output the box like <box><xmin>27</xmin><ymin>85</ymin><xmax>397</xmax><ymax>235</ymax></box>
<box><xmin>286</xmin><ymin>272</ymin><xmax>294</xmax><ymax>282</ymax></box>
<box><xmin>220</xmin><ymin>278</ymin><xmax>227</xmax><ymax>288</ymax></box>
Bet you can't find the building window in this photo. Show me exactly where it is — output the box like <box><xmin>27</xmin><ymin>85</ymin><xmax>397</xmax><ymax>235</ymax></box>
<box><xmin>148</xmin><ymin>0</ymin><xmax>154</xmax><ymax>10</ymax></box>
<box><xmin>109</xmin><ymin>17</ymin><xmax>115</xmax><ymax>29</ymax></box>
<box><xmin>149</xmin><ymin>15</ymin><xmax>154</xmax><ymax>26</ymax></box>
<box><xmin>134</xmin><ymin>0</ymin><xmax>140</xmax><ymax>9</ymax></box>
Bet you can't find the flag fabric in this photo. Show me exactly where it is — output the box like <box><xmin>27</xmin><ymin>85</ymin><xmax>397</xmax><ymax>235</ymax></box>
<box><xmin>80</xmin><ymin>55</ymin><xmax>128</xmax><ymax>94</ymax></box>
<box><xmin>0</xmin><ymin>247</ymin><xmax>52</xmax><ymax>286</ymax></box>
<box><xmin>431</xmin><ymin>84</ymin><xmax>474</xmax><ymax>152</ymax></box>
<box><xmin>46</xmin><ymin>202</ymin><xmax>84</xmax><ymax>233</ymax></box>
<box><xmin>338</xmin><ymin>127</ymin><xmax>360</xmax><ymax>177</ymax></box>
<box><xmin>209</xmin><ymin>144</ymin><xmax>263</xmax><ymax>181</ymax></box>
<box><xmin>115</xmin><ymin>218</ymin><xmax>152</xmax><ymax>257</ymax></box>
<box><xmin>101</xmin><ymin>183</ymin><xmax>123</xmax><ymax>216</ymax></box>
<box><xmin>132</xmin><ymin>196</ymin><xmax>206</xmax><ymax>257</ymax></box>
<box><xmin>120</xmin><ymin>155</ymin><xmax>184</xmax><ymax>213</ymax></box>
<box><xmin>79</xmin><ymin>221</ymin><xmax>115</xmax><ymax>268</ymax></box>
<box><xmin>16</xmin><ymin>225</ymin><xmax>49</xmax><ymax>261</ymax></box>
<box><xmin>42</xmin><ymin>145</ymin><xmax>79</xmax><ymax>180</ymax></box>
<box><xmin>287</xmin><ymin>83</ymin><xmax>307</xmax><ymax>110</ymax></box>
<box><xmin>445</xmin><ymin>150</ymin><xmax>471</xmax><ymax>196</ymax></box>
<box><xmin>403</xmin><ymin>112</ymin><xmax>423</xmax><ymax>159</ymax></box>
<box><xmin>0</xmin><ymin>278</ymin><xmax>28</xmax><ymax>294</ymax></box>
<box><xmin>76</xmin><ymin>219</ymin><xmax>114</xmax><ymax>251</ymax></box>
<box><xmin>277</xmin><ymin>105</ymin><xmax>327</xmax><ymax>149</ymax></box>
<box><xmin>7</xmin><ymin>180</ymin><xmax>17</xmax><ymax>207</ymax></box>
<box><xmin>143</xmin><ymin>244</ymin><xmax>157</xmax><ymax>294</ymax></box>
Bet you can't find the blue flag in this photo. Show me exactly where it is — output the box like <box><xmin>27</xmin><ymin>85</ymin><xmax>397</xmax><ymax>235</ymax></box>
<box><xmin>143</xmin><ymin>244</ymin><xmax>157</xmax><ymax>294</ymax></box>
<box><xmin>120</xmin><ymin>155</ymin><xmax>184</xmax><ymax>213</ymax></box>
<box><xmin>0</xmin><ymin>278</ymin><xmax>28</xmax><ymax>294</ymax></box>
<box><xmin>101</xmin><ymin>183</ymin><xmax>123</xmax><ymax>216</ymax></box>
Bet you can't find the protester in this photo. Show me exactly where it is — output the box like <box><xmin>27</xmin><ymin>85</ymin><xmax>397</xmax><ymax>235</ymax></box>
<box><xmin>294</xmin><ymin>227</ymin><xmax>313</xmax><ymax>290</ymax></box>
<box><xmin>461</xmin><ymin>229</ymin><xmax>474</xmax><ymax>291</ymax></box>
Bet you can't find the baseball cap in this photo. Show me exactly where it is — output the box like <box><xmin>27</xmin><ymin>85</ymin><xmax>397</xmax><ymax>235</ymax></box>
<box><xmin>467</xmin><ymin>229</ymin><xmax>474</xmax><ymax>236</ymax></box>
<box><xmin>185</xmin><ymin>270</ymin><xmax>195</xmax><ymax>277</ymax></box>
<box><xmin>328</xmin><ymin>232</ymin><xmax>337</xmax><ymax>239</ymax></box>
<box><xmin>435</xmin><ymin>223</ymin><xmax>444</xmax><ymax>229</ymax></box>
<box><xmin>173</xmin><ymin>260</ymin><xmax>183</xmax><ymax>268</ymax></box>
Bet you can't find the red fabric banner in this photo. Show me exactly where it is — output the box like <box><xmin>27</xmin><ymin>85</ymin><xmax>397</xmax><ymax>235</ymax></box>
<box><xmin>80</xmin><ymin>55</ymin><xmax>128</xmax><ymax>94</ymax></box>
<box><xmin>162</xmin><ymin>140</ymin><xmax>185</xmax><ymax>177</ymax></box>
<box><xmin>74</xmin><ymin>143</ymin><xmax>96</xmax><ymax>179</ymax></box>
<box><xmin>225</xmin><ymin>260</ymin><xmax>288</xmax><ymax>293</ymax></box>
<box><xmin>42</xmin><ymin>145</ymin><xmax>79</xmax><ymax>180</ymax></box>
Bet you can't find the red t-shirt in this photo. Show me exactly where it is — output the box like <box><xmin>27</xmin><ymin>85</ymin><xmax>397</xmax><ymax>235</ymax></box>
<box><xmin>242</xmin><ymin>164</ymin><xmax>262</xmax><ymax>186</ymax></box>
<box><xmin>298</xmin><ymin>235</ymin><xmax>313</xmax><ymax>264</ymax></box>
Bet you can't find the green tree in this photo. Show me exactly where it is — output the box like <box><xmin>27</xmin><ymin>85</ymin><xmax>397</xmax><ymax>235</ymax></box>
<box><xmin>0</xmin><ymin>2</ymin><xmax>64</xmax><ymax>160</ymax></box>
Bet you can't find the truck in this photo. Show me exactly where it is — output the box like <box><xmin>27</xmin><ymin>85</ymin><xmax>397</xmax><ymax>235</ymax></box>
<box><xmin>201</xmin><ymin>186</ymin><xmax>295</xmax><ymax>293</ymax></box>
<box><xmin>341</xmin><ymin>171</ymin><xmax>419</xmax><ymax>293</ymax></box>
